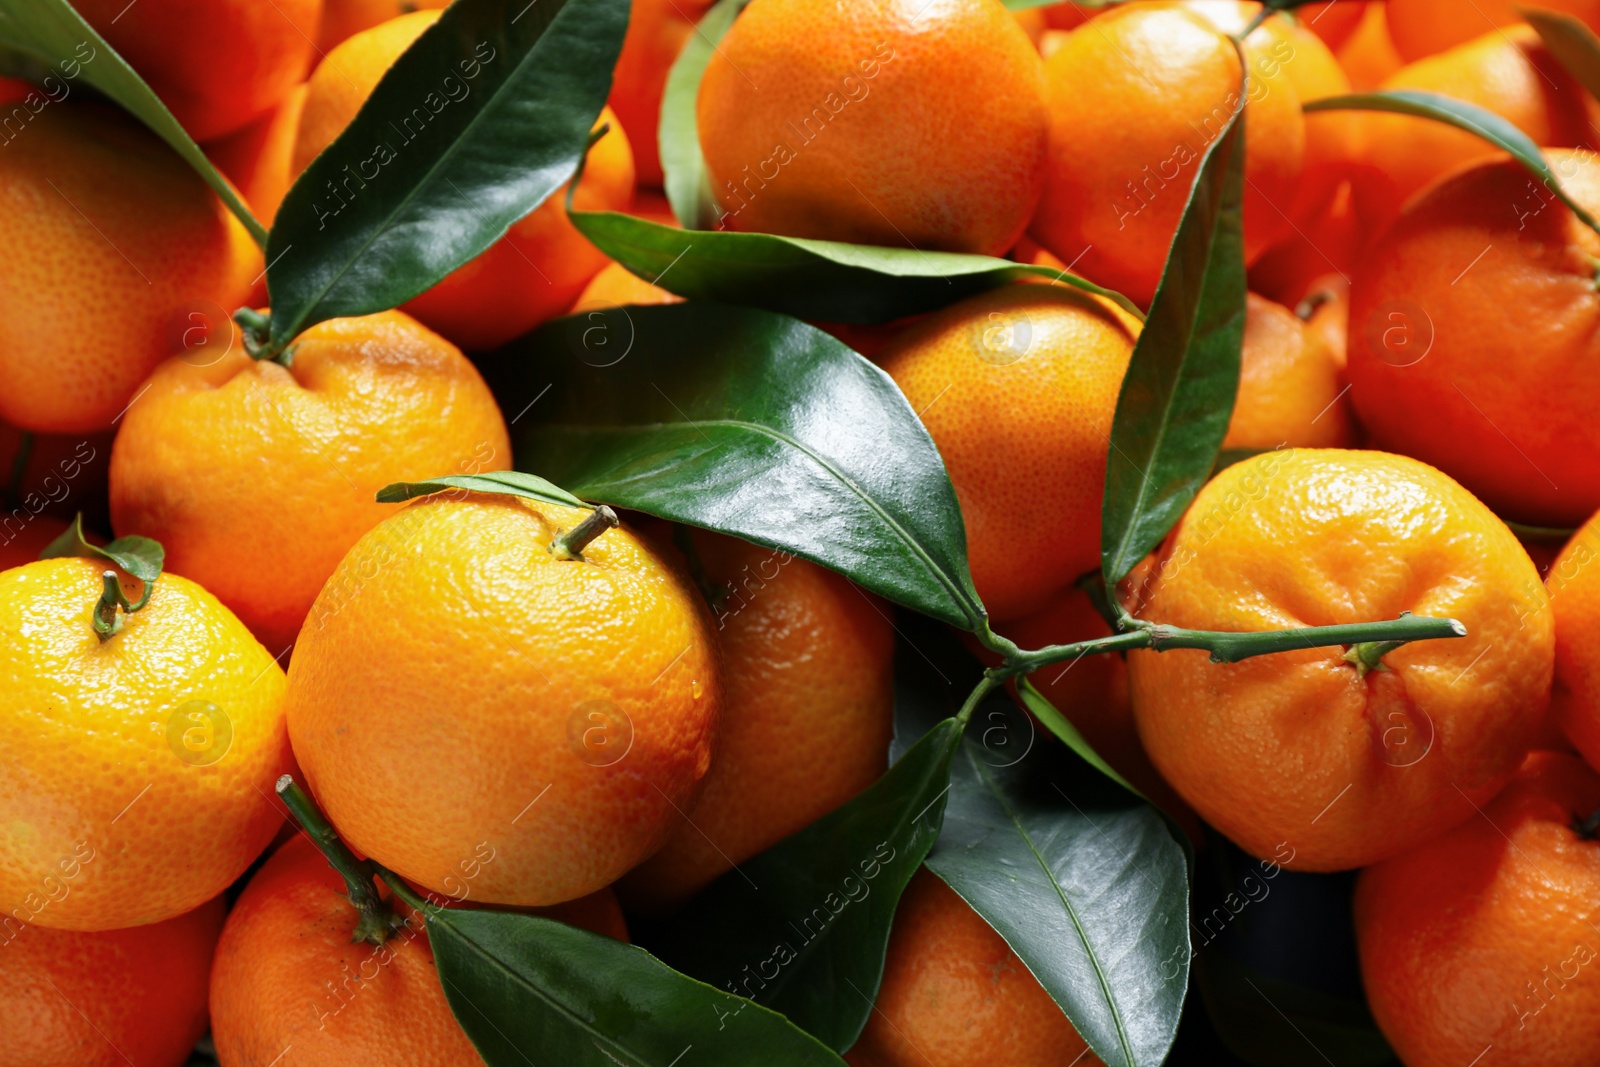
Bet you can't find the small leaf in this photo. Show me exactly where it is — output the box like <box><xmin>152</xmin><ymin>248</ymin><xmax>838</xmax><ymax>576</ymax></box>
<box><xmin>646</xmin><ymin>716</ymin><xmax>966</xmax><ymax>1051</ymax></box>
<box><xmin>659</xmin><ymin>0</ymin><xmax>749</xmax><ymax>229</ymax></box>
<box><xmin>1101</xmin><ymin>86</ymin><xmax>1247</xmax><ymax>586</ymax></box>
<box><xmin>488</xmin><ymin>301</ymin><xmax>986</xmax><ymax>629</ymax></box>
<box><xmin>0</xmin><ymin>0</ymin><xmax>265</xmax><ymax>245</ymax></box>
<box><xmin>376</xmin><ymin>471</ymin><xmax>588</xmax><ymax>510</ymax></box>
<box><xmin>1015</xmin><ymin>677</ymin><xmax>1139</xmax><ymax>797</ymax></box>
<box><xmin>1523</xmin><ymin>8</ymin><xmax>1600</xmax><ymax>102</ymax></box>
<box><xmin>41</xmin><ymin>513</ymin><xmax>163</xmax><ymax>584</ymax></box>
<box><xmin>569</xmin><ymin>209</ymin><xmax>1143</xmax><ymax>324</ymax></box>
<box><xmin>1305</xmin><ymin>90</ymin><xmax>1600</xmax><ymax>235</ymax></box>
<box><xmin>926</xmin><ymin>696</ymin><xmax>1190</xmax><ymax>1067</ymax></box>
<box><xmin>413</xmin><ymin>907</ymin><xmax>845</xmax><ymax>1066</ymax></box>
<box><xmin>265</xmin><ymin>0</ymin><xmax>629</xmax><ymax>353</ymax></box>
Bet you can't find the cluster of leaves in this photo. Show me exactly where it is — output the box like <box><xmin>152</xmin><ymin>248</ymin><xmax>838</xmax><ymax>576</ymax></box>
<box><xmin>9</xmin><ymin>0</ymin><xmax>1600</xmax><ymax>1063</ymax></box>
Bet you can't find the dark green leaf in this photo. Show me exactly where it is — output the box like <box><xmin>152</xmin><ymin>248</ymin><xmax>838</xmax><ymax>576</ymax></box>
<box><xmin>1305</xmin><ymin>90</ymin><xmax>1600</xmax><ymax>234</ymax></box>
<box><xmin>659</xmin><ymin>0</ymin><xmax>748</xmax><ymax>228</ymax></box>
<box><xmin>265</xmin><ymin>0</ymin><xmax>628</xmax><ymax>352</ymax></box>
<box><xmin>569</xmin><ymin>209</ymin><xmax>1143</xmax><ymax>324</ymax></box>
<box><xmin>492</xmin><ymin>301</ymin><xmax>985</xmax><ymax>629</ymax></box>
<box><xmin>1524</xmin><ymin>8</ymin><xmax>1600</xmax><ymax>103</ymax></box>
<box><xmin>1101</xmin><ymin>88</ymin><xmax>1247</xmax><ymax>585</ymax></box>
<box><xmin>926</xmin><ymin>696</ymin><xmax>1190</xmax><ymax>1067</ymax></box>
<box><xmin>376</xmin><ymin>471</ymin><xmax>587</xmax><ymax>509</ymax></box>
<box><xmin>1016</xmin><ymin>677</ymin><xmax>1138</xmax><ymax>796</ymax></box>
<box><xmin>415</xmin><ymin>907</ymin><xmax>845</xmax><ymax>1066</ymax></box>
<box><xmin>0</xmin><ymin>0</ymin><xmax>265</xmax><ymax>245</ymax></box>
<box><xmin>646</xmin><ymin>716</ymin><xmax>965</xmax><ymax>1051</ymax></box>
<box><xmin>41</xmin><ymin>513</ymin><xmax>163</xmax><ymax>583</ymax></box>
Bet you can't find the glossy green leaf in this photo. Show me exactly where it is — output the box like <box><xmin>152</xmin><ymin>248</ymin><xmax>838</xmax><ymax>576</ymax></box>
<box><xmin>646</xmin><ymin>716</ymin><xmax>964</xmax><ymax>1051</ymax></box>
<box><xmin>410</xmin><ymin>905</ymin><xmax>845</xmax><ymax>1066</ymax></box>
<box><xmin>264</xmin><ymin>0</ymin><xmax>628</xmax><ymax>353</ymax></box>
<box><xmin>926</xmin><ymin>696</ymin><xmax>1190</xmax><ymax>1067</ymax></box>
<box><xmin>1525</xmin><ymin>8</ymin><xmax>1600</xmax><ymax>102</ymax></box>
<box><xmin>1305</xmin><ymin>90</ymin><xmax>1600</xmax><ymax>234</ymax></box>
<box><xmin>376</xmin><ymin>471</ymin><xmax>587</xmax><ymax>509</ymax></box>
<box><xmin>569</xmin><ymin>209</ymin><xmax>1143</xmax><ymax>324</ymax></box>
<box><xmin>1101</xmin><ymin>90</ymin><xmax>1247</xmax><ymax>586</ymax></box>
<box><xmin>493</xmin><ymin>301</ymin><xmax>985</xmax><ymax>629</ymax></box>
<box><xmin>659</xmin><ymin>0</ymin><xmax>748</xmax><ymax>228</ymax></box>
<box><xmin>41</xmin><ymin>513</ymin><xmax>163</xmax><ymax>584</ymax></box>
<box><xmin>0</xmin><ymin>0</ymin><xmax>265</xmax><ymax>245</ymax></box>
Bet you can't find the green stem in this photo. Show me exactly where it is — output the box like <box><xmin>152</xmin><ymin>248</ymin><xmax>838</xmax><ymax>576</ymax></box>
<box><xmin>1236</xmin><ymin>4</ymin><xmax>1272</xmax><ymax>41</ymax></box>
<box><xmin>233</xmin><ymin>308</ymin><xmax>294</xmax><ymax>368</ymax></box>
<box><xmin>93</xmin><ymin>571</ymin><xmax>124</xmax><ymax>641</ymax></box>
<box><xmin>550</xmin><ymin>505</ymin><xmax>619</xmax><ymax>560</ymax></box>
<box><xmin>955</xmin><ymin>674</ymin><xmax>1002</xmax><ymax>728</ymax></box>
<box><xmin>5</xmin><ymin>430</ymin><xmax>33</xmax><ymax>508</ymax></box>
<box><xmin>276</xmin><ymin>775</ymin><xmax>401</xmax><ymax>946</ymax></box>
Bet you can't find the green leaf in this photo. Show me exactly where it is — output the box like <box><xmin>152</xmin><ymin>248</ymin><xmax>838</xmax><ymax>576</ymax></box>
<box><xmin>41</xmin><ymin>513</ymin><xmax>164</xmax><ymax>610</ymax></box>
<box><xmin>411</xmin><ymin>906</ymin><xmax>846</xmax><ymax>1066</ymax></box>
<box><xmin>569</xmin><ymin>209</ymin><xmax>1144</xmax><ymax>324</ymax></box>
<box><xmin>646</xmin><ymin>716</ymin><xmax>965</xmax><ymax>1051</ymax></box>
<box><xmin>376</xmin><ymin>471</ymin><xmax>588</xmax><ymax>510</ymax></box>
<box><xmin>1015</xmin><ymin>677</ymin><xmax>1140</xmax><ymax>797</ymax></box>
<box><xmin>925</xmin><ymin>696</ymin><xmax>1190</xmax><ymax>1067</ymax></box>
<box><xmin>659</xmin><ymin>0</ymin><xmax>749</xmax><ymax>229</ymax></box>
<box><xmin>1100</xmin><ymin>87</ymin><xmax>1247</xmax><ymax>586</ymax></box>
<box><xmin>0</xmin><ymin>0</ymin><xmax>265</xmax><ymax>246</ymax></box>
<box><xmin>1524</xmin><ymin>7</ymin><xmax>1600</xmax><ymax>102</ymax></box>
<box><xmin>264</xmin><ymin>0</ymin><xmax>629</xmax><ymax>353</ymax></box>
<box><xmin>491</xmin><ymin>301</ymin><xmax>986</xmax><ymax>629</ymax></box>
<box><xmin>1305</xmin><ymin>90</ymin><xmax>1600</xmax><ymax>235</ymax></box>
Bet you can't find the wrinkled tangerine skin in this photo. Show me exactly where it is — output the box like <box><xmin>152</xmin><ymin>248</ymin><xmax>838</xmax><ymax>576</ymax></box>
<box><xmin>1356</xmin><ymin>752</ymin><xmax>1600</xmax><ymax>1067</ymax></box>
<box><xmin>696</xmin><ymin>0</ymin><xmax>1048</xmax><ymax>257</ymax></box>
<box><xmin>1223</xmin><ymin>291</ymin><xmax>1355</xmax><ymax>451</ymax></box>
<box><xmin>74</xmin><ymin>0</ymin><xmax>321</xmax><ymax>141</ymax></box>
<box><xmin>293</xmin><ymin>11</ymin><xmax>636</xmax><ymax>351</ymax></box>
<box><xmin>0</xmin><ymin>105</ymin><xmax>260</xmax><ymax>434</ymax></box>
<box><xmin>609</xmin><ymin>0</ymin><xmax>715</xmax><ymax>187</ymax></box>
<box><xmin>109</xmin><ymin>310</ymin><xmax>511</xmax><ymax>653</ymax></box>
<box><xmin>1347</xmin><ymin>149</ymin><xmax>1600</xmax><ymax>528</ymax></box>
<box><xmin>0</xmin><ymin>559</ymin><xmax>291</xmax><ymax>931</ymax></box>
<box><xmin>845</xmin><ymin>870</ymin><xmax>1103</xmax><ymax>1067</ymax></box>
<box><xmin>285</xmin><ymin>496</ymin><xmax>723</xmax><ymax>907</ymax></box>
<box><xmin>878</xmin><ymin>284</ymin><xmax>1138</xmax><ymax>622</ymax></box>
<box><xmin>621</xmin><ymin>529</ymin><xmax>895</xmax><ymax>913</ymax></box>
<box><xmin>1129</xmin><ymin>449</ymin><xmax>1554</xmax><ymax>872</ymax></box>
<box><xmin>1031</xmin><ymin>1</ymin><xmax>1305</xmax><ymax>308</ymax></box>
<box><xmin>0</xmin><ymin>897</ymin><xmax>225</xmax><ymax>1067</ymax></box>
<box><xmin>1550</xmin><ymin>512</ymin><xmax>1600</xmax><ymax>767</ymax></box>
<box><xmin>1384</xmin><ymin>0</ymin><xmax>1600</xmax><ymax>62</ymax></box>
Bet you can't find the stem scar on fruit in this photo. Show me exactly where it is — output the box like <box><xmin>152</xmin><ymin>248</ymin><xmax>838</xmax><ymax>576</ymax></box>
<box><xmin>550</xmin><ymin>505</ymin><xmax>620</xmax><ymax>560</ymax></box>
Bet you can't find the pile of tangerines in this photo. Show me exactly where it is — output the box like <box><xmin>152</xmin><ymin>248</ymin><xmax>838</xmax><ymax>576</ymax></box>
<box><xmin>3</xmin><ymin>0</ymin><xmax>1600</xmax><ymax>1065</ymax></box>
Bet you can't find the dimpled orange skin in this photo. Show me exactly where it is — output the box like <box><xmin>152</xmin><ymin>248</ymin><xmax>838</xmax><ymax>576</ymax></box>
<box><xmin>1032</xmin><ymin>2</ymin><xmax>1305</xmax><ymax>308</ymax></box>
<box><xmin>207</xmin><ymin>83</ymin><xmax>309</xmax><ymax>231</ymax></box>
<box><xmin>285</xmin><ymin>495</ymin><xmax>723</xmax><ymax>906</ymax></box>
<box><xmin>622</xmin><ymin>530</ymin><xmax>895</xmax><ymax>912</ymax></box>
<box><xmin>0</xmin><ymin>897</ymin><xmax>225</xmax><ymax>1067</ymax></box>
<box><xmin>295</xmin><ymin>11</ymin><xmax>636</xmax><ymax>351</ymax></box>
<box><xmin>0</xmin><ymin>105</ymin><xmax>260</xmax><ymax>434</ymax></box>
<box><xmin>74</xmin><ymin>0</ymin><xmax>321</xmax><ymax>141</ymax></box>
<box><xmin>0</xmin><ymin>558</ymin><xmax>291</xmax><ymax>930</ymax></box>
<box><xmin>1223</xmin><ymin>292</ymin><xmax>1354</xmax><ymax>451</ymax></box>
<box><xmin>1129</xmin><ymin>449</ymin><xmax>1553</xmax><ymax>872</ymax></box>
<box><xmin>879</xmin><ymin>285</ymin><xmax>1137</xmax><ymax>622</ymax></box>
<box><xmin>610</xmin><ymin>0</ymin><xmax>714</xmax><ymax>186</ymax></box>
<box><xmin>315</xmin><ymin>0</ymin><xmax>451</xmax><ymax>50</ymax></box>
<box><xmin>1550</xmin><ymin>513</ymin><xmax>1600</xmax><ymax>768</ymax></box>
<box><xmin>1347</xmin><ymin>149</ymin><xmax>1600</xmax><ymax>528</ymax></box>
<box><xmin>846</xmin><ymin>870</ymin><xmax>1103</xmax><ymax>1067</ymax></box>
<box><xmin>1385</xmin><ymin>0</ymin><xmax>1600</xmax><ymax>62</ymax></box>
<box><xmin>1348</xmin><ymin>27</ymin><xmax>1598</xmax><ymax>236</ymax></box>
<box><xmin>1355</xmin><ymin>752</ymin><xmax>1600</xmax><ymax>1067</ymax></box>
<box><xmin>109</xmin><ymin>310</ymin><xmax>510</xmax><ymax>653</ymax></box>
<box><xmin>696</xmin><ymin>0</ymin><xmax>1048</xmax><ymax>257</ymax></box>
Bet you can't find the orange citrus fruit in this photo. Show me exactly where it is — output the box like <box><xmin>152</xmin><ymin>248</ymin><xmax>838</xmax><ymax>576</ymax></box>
<box><xmin>1128</xmin><ymin>449</ymin><xmax>1553</xmax><ymax>871</ymax></box>
<box><xmin>1300</xmin><ymin>1</ymin><xmax>1369</xmax><ymax>50</ymax></box>
<box><xmin>316</xmin><ymin>0</ymin><xmax>451</xmax><ymax>51</ymax></box>
<box><xmin>878</xmin><ymin>284</ymin><xmax>1137</xmax><ymax>622</ymax></box>
<box><xmin>1032</xmin><ymin>1</ymin><xmax>1306</xmax><ymax>307</ymax></box>
<box><xmin>74</xmin><ymin>0</ymin><xmax>321</xmax><ymax>140</ymax></box>
<box><xmin>570</xmin><ymin>261</ymin><xmax>680</xmax><ymax>314</ymax></box>
<box><xmin>696</xmin><ymin>0</ymin><xmax>1048</xmax><ymax>256</ymax></box>
<box><xmin>0</xmin><ymin>557</ymin><xmax>291</xmax><ymax>930</ymax></box>
<box><xmin>845</xmin><ymin>868</ymin><xmax>1102</xmax><ymax>1067</ymax></box>
<box><xmin>0</xmin><ymin>105</ymin><xmax>260</xmax><ymax>434</ymax></box>
<box><xmin>610</xmin><ymin>0</ymin><xmax>714</xmax><ymax>187</ymax></box>
<box><xmin>1385</xmin><ymin>0</ymin><xmax>1600</xmax><ymax>62</ymax></box>
<box><xmin>622</xmin><ymin>529</ymin><xmax>895</xmax><ymax>911</ymax></box>
<box><xmin>1550</xmin><ymin>511</ymin><xmax>1600</xmax><ymax>767</ymax></box>
<box><xmin>206</xmin><ymin>83</ymin><xmax>309</xmax><ymax>230</ymax></box>
<box><xmin>284</xmin><ymin>495</ymin><xmax>722</xmax><ymax>906</ymax></box>
<box><xmin>0</xmin><ymin>897</ymin><xmax>225</xmax><ymax>1067</ymax></box>
<box><xmin>1347</xmin><ymin>148</ymin><xmax>1600</xmax><ymax>527</ymax></box>
<box><xmin>1248</xmin><ymin>182</ymin><xmax>1361</xmax><ymax>305</ymax></box>
<box><xmin>1355</xmin><ymin>750</ymin><xmax>1600</xmax><ymax>1067</ymax></box>
<box><xmin>1334</xmin><ymin>2</ymin><xmax>1404</xmax><ymax>90</ymax></box>
<box><xmin>1222</xmin><ymin>292</ymin><xmax>1355</xmax><ymax>450</ymax></box>
<box><xmin>109</xmin><ymin>310</ymin><xmax>510</xmax><ymax>653</ymax></box>
<box><xmin>294</xmin><ymin>11</ymin><xmax>636</xmax><ymax>350</ymax></box>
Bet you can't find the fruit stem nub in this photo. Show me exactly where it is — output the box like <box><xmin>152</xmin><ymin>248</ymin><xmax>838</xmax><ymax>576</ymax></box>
<box><xmin>93</xmin><ymin>571</ymin><xmax>124</xmax><ymax>641</ymax></box>
<box><xmin>276</xmin><ymin>775</ymin><xmax>402</xmax><ymax>946</ymax></box>
<box><xmin>550</xmin><ymin>505</ymin><xmax>619</xmax><ymax>560</ymax></box>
